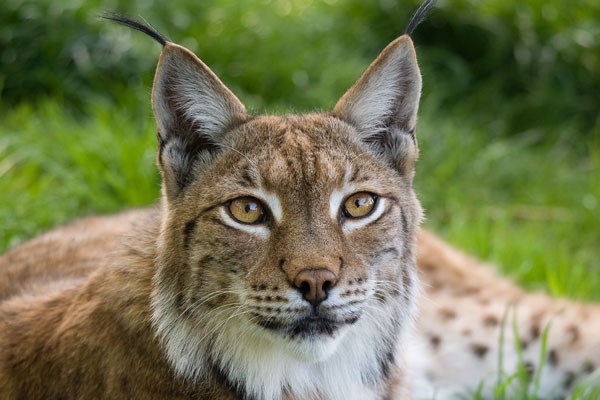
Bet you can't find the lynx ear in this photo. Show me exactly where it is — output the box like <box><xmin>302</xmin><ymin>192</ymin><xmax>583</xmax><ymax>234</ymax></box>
<box><xmin>152</xmin><ymin>43</ymin><xmax>247</xmax><ymax>198</ymax></box>
<box><xmin>333</xmin><ymin>36</ymin><xmax>421</xmax><ymax>176</ymax></box>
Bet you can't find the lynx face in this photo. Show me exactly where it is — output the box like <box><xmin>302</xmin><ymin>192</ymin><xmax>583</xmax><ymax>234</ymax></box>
<box><xmin>145</xmin><ymin>33</ymin><xmax>422</xmax><ymax>397</ymax></box>
<box><xmin>154</xmin><ymin>114</ymin><xmax>420</xmax><ymax>359</ymax></box>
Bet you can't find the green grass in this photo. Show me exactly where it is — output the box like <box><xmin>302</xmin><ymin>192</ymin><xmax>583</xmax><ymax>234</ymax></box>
<box><xmin>416</xmin><ymin>99</ymin><xmax>600</xmax><ymax>301</ymax></box>
<box><xmin>0</xmin><ymin>97</ymin><xmax>159</xmax><ymax>249</ymax></box>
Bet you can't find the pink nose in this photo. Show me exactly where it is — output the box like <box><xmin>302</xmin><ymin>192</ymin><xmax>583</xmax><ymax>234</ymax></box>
<box><xmin>293</xmin><ymin>269</ymin><xmax>338</xmax><ymax>307</ymax></box>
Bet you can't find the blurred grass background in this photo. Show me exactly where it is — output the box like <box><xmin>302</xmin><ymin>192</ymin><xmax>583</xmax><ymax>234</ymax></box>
<box><xmin>0</xmin><ymin>0</ymin><xmax>598</xmax><ymax>303</ymax></box>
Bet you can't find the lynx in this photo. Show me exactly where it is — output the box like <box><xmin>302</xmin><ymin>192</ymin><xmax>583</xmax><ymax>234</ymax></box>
<box><xmin>0</xmin><ymin>1</ymin><xmax>598</xmax><ymax>399</ymax></box>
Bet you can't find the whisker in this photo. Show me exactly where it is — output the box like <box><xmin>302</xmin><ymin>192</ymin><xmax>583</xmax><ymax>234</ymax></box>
<box><xmin>195</xmin><ymin>304</ymin><xmax>252</xmax><ymax>345</ymax></box>
<box><xmin>214</xmin><ymin>142</ymin><xmax>260</xmax><ymax>170</ymax></box>
<box><xmin>173</xmin><ymin>289</ymin><xmax>242</xmax><ymax>317</ymax></box>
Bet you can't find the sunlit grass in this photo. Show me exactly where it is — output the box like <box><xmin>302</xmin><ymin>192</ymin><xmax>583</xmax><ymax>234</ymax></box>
<box><xmin>416</xmin><ymin>98</ymin><xmax>600</xmax><ymax>302</ymax></box>
<box><xmin>0</xmin><ymin>96</ymin><xmax>159</xmax><ymax>249</ymax></box>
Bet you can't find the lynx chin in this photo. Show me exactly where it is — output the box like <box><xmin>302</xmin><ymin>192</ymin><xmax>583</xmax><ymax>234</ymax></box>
<box><xmin>0</xmin><ymin>1</ymin><xmax>598</xmax><ymax>399</ymax></box>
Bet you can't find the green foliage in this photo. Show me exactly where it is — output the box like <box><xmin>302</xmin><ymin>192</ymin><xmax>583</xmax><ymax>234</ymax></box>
<box><xmin>0</xmin><ymin>0</ymin><xmax>369</xmax><ymax>112</ymax></box>
<box><xmin>0</xmin><ymin>97</ymin><xmax>159</xmax><ymax>249</ymax></box>
<box><xmin>416</xmin><ymin>100</ymin><xmax>600</xmax><ymax>300</ymax></box>
<box><xmin>337</xmin><ymin>0</ymin><xmax>600</xmax><ymax>138</ymax></box>
<box><xmin>0</xmin><ymin>0</ymin><xmax>157</xmax><ymax>109</ymax></box>
<box><xmin>2</xmin><ymin>0</ymin><xmax>598</xmax><ymax>135</ymax></box>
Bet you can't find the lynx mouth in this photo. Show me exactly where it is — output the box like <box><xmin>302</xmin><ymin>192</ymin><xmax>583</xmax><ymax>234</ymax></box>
<box><xmin>253</xmin><ymin>313</ymin><xmax>360</xmax><ymax>339</ymax></box>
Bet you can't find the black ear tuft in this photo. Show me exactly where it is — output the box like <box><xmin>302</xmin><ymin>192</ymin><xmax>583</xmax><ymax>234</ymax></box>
<box><xmin>404</xmin><ymin>0</ymin><xmax>437</xmax><ymax>36</ymax></box>
<box><xmin>101</xmin><ymin>12</ymin><xmax>170</xmax><ymax>46</ymax></box>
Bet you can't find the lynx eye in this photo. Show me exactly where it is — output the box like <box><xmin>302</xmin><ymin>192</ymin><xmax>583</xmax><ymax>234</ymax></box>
<box><xmin>343</xmin><ymin>192</ymin><xmax>378</xmax><ymax>219</ymax></box>
<box><xmin>228</xmin><ymin>197</ymin><xmax>266</xmax><ymax>224</ymax></box>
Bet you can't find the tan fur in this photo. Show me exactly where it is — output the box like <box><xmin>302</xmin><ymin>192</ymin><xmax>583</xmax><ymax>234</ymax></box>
<box><xmin>1</xmin><ymin>12</ymin><xmax>599</xmax><ymax>400</ymax></box>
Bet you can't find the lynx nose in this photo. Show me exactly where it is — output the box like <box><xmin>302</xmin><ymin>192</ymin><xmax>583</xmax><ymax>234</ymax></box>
<box><xmin>293</xmin><ymin>269</ymin><xmax>338</xmax><ymax>307</ymax></box>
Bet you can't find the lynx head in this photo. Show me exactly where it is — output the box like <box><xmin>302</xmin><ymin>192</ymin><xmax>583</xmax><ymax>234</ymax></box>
<box><xmin>107</xmin><ymin>10</ymin><xmax>425</xmax><ymax>398</ymax></box>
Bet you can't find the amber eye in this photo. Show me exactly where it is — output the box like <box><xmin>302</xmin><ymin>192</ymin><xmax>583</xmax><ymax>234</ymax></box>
<box><xmin>228</xmin><ymin>197</ymin><xmax>266</xmax><ymax>224</ymax></box>
<box><xmin>343</xmin><ymin>192</ymin><xmax>378</xmax><ymax>219</ymax></box>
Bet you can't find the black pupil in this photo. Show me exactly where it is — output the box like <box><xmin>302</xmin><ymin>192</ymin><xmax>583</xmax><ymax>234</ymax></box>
<box><xmin>355</xmin><ymin>196</ymin><xmax>368</xmax><ymax>208</ymax></box>
<box><xmin>244</xmin><ymin>202</ymin><xmax>258</xmax><ymax>213</ymax></box>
